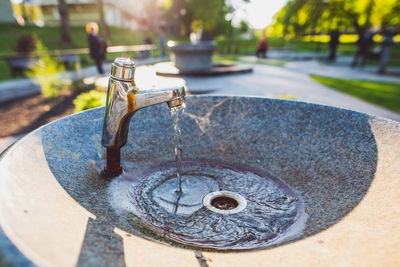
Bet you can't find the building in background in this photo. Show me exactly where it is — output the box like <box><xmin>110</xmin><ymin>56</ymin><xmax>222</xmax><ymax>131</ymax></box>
<box><xmin>1</xmin><ymin>0</ymin><xmax>17</xmax><ymax>23</ymax></box>
<box><xmin>10</xmin><ymin>0</ymin><xmax>161</xmax><ymax>31</ymax></box>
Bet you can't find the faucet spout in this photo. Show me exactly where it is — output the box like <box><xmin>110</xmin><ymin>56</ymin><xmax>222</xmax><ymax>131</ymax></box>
<box><xmin>133</xmin><ymin>85</ymin><xmax>186</xmax><ymax>111</ymax></box>
<box><xmin>101</xmin><ymin>58</ymin><xmax>186</xmax><ymax>176</ymax></box>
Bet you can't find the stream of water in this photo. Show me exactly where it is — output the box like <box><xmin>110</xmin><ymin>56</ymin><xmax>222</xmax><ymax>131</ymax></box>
<box><xmin>170</xmin><ymin>105</ymin><xmax>185</xmax><ymax>212</ymax></box>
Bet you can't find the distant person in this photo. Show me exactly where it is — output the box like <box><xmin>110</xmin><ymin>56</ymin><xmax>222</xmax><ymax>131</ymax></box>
<box><xmin>256</xmin><ymin>36</ymin><xmax>268</xmax><ymax>58</ymax></box>
<box><xmin>351</xmin><ymin>27</ymin><xmax>375</xmax><ymax>67</ymax></box>
<box><xmin>144</xmin><ymin>35</ymin><xmax>153</xmax><ymax>58</ymax></box>
<box><xmin>377</xmin><ymin>28</ymin><xmax>395</xmax><ymax>74</ymax></box>
<box><xmin>144</xmin><ymin>35</ymin><xmax>153</xmax><ymax>45</ymax></box>
<box><xmin>328</xmin><ymin>27</ymin><xmax>340</xmax><ymax>62</ymax></box>
<box><xmin>190</xmin><ymin>31</ymin><xmax>198</xmax><ymax>44</ymax></box>
<box><xmin>200</xmin><ymin>30</ymin><xmax>213</xmax><ymax>42</ymax></box>
<box><xmin>159</xmin><ymin>33</ymin><xmax>166</xmax><ymax>57</ymax></box>
<box><xmin>86</xmin><ymin>22</ymin><xmax>106</xmax><ymax>75</ymax></box>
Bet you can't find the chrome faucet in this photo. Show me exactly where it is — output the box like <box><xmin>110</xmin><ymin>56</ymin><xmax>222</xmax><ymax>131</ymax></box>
<box><xmin>101</xmin><ymin>58</ymin><xmax>186</xmax><ymax>176</ymax></box>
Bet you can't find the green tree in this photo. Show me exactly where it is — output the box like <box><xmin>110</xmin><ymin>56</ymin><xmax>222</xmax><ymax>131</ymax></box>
<box><xmin>26</xmin><ymin>36</ymin><xmax>68</xmax><ymax>99</ymax></box>
<box><xmin>270</xmin><ymin>0</ymin><xmax>400</xmax><ymax>37</ymax></box>
<box><xmin>97</xmin><ymin>0</ymin><xmax>110</xmax><ymax>39</ymax></box>
<box><xmin>57</xmin><ymin>0</ymin><xmax>72</xmax><ymax>45</ymax></box>
<box><xmin>238</xmin><ymin>21</ymin><xmax>250</xmax><ymax>34</ymax></box>
<box><xmin>166</xmin><ymin>0</ymin><xmax>249</xmax><ymax>37</ymax></box>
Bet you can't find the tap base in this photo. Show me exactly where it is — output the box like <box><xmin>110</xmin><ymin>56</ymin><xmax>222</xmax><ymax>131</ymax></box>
<box><xmin>102</xmin><ymin>148</ymin><xmax>123</xmax><ymax>177</ymax></box>
<box><xmin>101</xmin><ymin>168</ymin><xmax>123</xmax><ymax>178</ymax></box>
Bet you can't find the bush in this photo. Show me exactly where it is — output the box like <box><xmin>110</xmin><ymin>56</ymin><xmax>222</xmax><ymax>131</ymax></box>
<box><xmin>216</xmin><ymin>38</ymin><xmax>258</xmax><ymax>54</ymax></box>
<box><xmin>14</xmin><ymin>34</ymin><xmax>37</xmax><ymax>54</ymax></box>
<box><xmin>73</xmin><ymin>90</ymin><xmax>106</xmax><ymax>113</ymax></box>
<box><xmin>25</xmin><ymin>35</ymin><xmax>68</xmax><ymax>98</ymax></box>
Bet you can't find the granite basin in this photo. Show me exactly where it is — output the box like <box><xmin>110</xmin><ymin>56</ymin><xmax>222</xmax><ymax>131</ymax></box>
<box><xmin>0</xmin><ymin>96</ymin><xmax>399</xmax><ymax>266</ymax></box>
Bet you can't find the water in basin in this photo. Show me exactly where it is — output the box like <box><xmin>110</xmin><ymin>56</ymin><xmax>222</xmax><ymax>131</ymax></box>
<box><xmin>129</xmin><ymin>160</ymin><xmax>305</xmax><ymax>250</ymax></box>
<box><xmin>123</xmin><ymin>103</ymin><xmax>306</xmax><ymax>251</ymax></box>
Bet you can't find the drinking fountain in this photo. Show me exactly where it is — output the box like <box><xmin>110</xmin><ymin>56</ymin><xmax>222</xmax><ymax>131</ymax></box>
<box><xmin>0</xmin><ymin>68</ymin><xmax>399</xmax><ymax>266</ymax></box>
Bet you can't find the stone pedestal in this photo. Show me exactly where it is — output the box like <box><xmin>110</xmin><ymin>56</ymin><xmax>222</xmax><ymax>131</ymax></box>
<box><xmin>170</xmin><ymin>42</ymin><xmax>216</xmax><ymax>71</ymax></box>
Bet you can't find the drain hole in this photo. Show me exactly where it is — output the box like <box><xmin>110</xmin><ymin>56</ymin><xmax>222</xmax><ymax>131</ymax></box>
<box><xmin>211</xmin><ymin>196</ymin><xmax>238</xmax><ymax>210</ymax></box>
<box><xmin>203</xmin><ymin>191</ymin><xmax>247</xmax><ymax>214</ymax></box>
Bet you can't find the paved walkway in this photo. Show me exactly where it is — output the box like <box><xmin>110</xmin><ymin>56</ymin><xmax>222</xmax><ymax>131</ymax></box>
<box><xmin>152</xmin><ymin>63</ymin><xmax>400</xmax><ymax>121</ymax></box>
<box><xmin>285</xmin><ymin>60</ymin><xmax>400</xmax><ymax>83</ymax></box>
<box><xmin>241</xmin><ymin>55</ymin><xmax>400</xmax><ymax>83</ymax></box>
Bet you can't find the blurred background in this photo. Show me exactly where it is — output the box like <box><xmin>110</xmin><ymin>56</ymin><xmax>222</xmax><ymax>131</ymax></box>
<box><xmin>0</xmin><ymin>0</ymin><xmax>399</xmax><ymax>148</ymax></box>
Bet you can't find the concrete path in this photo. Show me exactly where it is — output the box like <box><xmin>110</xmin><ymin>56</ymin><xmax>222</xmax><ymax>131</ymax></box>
<box><xmin>151</xmin><ymin>63</ymin><xmax>400</xmax><ymax>121</ymax></box>
<box><xmin>241</xmin><ymin>55</ymin><xmax>400</xmax><ymax>83</ymax></box>
<box><xmin>285</xmin><ymin>60</ymin><xmax>400</xmax><ymax>83</ymax></box>
<box><xmin>54</xmin><ymin>60</ymin><xmax>400</xmax><ymax>122</ymax></box>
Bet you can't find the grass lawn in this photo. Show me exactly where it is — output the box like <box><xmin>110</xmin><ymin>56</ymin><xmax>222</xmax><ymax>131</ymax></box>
<box><xmin>213</xmin><ymin>55</ymin><xmax>287</xmax><ymax>66</ymax></box>
<box><xmin>0</xmin><ymin>23</ymin><xmax>158</xmax><ymax>54</ymax></box>
<box><xmin>250</xmin><ymin>58</ymin><xmax>286</xmax><ymax>66</ymax></box>
<box><xmin>0</xmin><ymin>23</ymin><xmax>169</xmax><ymax>81</ymax></box>
<box><xmin>310</xmin><ymin>75</ymin><xmax>400</xmax><ymax>113</ymax></box>
<box><xmin>213</xmin><ymin>55</ymin><xmax>241</xmax><ymax>62</ymax></box>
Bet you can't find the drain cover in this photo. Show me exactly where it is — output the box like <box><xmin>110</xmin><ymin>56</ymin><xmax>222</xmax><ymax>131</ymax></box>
<box><xmin>203</xmin><ymin>191</ymin><xmax>247</xmax><ymax>214</ymax></box>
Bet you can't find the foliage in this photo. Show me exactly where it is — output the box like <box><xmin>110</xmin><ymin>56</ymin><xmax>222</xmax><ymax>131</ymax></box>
<box><xmin>184</xmin><ymin>0</ymin><xmax>231</xmax><ymax>36</ymax></box>
<box><xmin>311</xmin><ymin>75</ymin><xmax>400</xmax><ymax>112</ymax></box>
<box><xmin>277</xmin><ymin>94</ymin><xmax>296</xmax><ymax>100</ymax></box>
<box><xmin>216</xmin><ymin>37</ymin><xmax>258</xmax><ymax>54</ymax></box>
<box><xmin>73</xmin><ymin>90</ymin><xmax>106</xmax><ymax>113</ymax></box>
<box><xmin>0</xmin><ymin>24</ymin><xmax>158</xmax><ymax>55</ymax></box>
<box><xmin>213</xmin><ymin>55</ymin><xmax>287</xmax><ymax>66</ymax></box>
<box><xmin>25</xmin><ymin>35</ymin><xmax>68</xmax><ymax>98</ymax></box>
<box><xmin>238</xmin><ymin>21</ymin><xmax>250</xmax><ymax>34</ymax></box>
<box><xmin>14</xmin><ymin>35</ymin><xmax>37</xmax><ymax>54</ymax></box>
<box><xmin>0</xmin><ymin>23</ymin><xmax>162</xmax><ymax>81</ymax></box>
<box><xmin>0</xmin><ymin>61</ymin><xmax>11</xmax><ymax>81</ymax></box>
<box><xmin>165</xmin><ymin>0</ymin><xmax>250</xmax><ymax>37</ymax></box>
<box><xmin>58</xmin><ymin>0</ymin><xmax>73</xmax><ymax>45</ymax></box>
<box><xmin>253</xmin><ymin>58</ymin><xmax>287</xmax><ymax>66</ymax></box>
<box><xmin>11</xmin><ymin>3</ymin><xmax>43</xmax><ymax>25</ymax></box>
<box><xmin>268</xmin><ymin>0</ymin><xmax>400</xmax><ymax>37</ymax></box>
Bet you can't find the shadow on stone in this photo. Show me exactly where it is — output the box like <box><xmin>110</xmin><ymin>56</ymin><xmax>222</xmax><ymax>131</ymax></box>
<box><xmin>77</xmin><ymin>217</ymin><xmax>126</xmax><ymax>267</ymax></box>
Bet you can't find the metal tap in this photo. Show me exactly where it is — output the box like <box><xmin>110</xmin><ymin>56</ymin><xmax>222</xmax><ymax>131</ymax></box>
<box><xmin>101</xmin><ymin>58</ymin><xmax>186</xmax><ymax>176</ymax></box>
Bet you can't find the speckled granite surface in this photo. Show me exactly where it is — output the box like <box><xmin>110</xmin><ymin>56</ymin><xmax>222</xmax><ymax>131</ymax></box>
<box><xmin>0</xmin><ymin>96</ymin><xmax>399</xmax><ymax>266</ymax></box>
